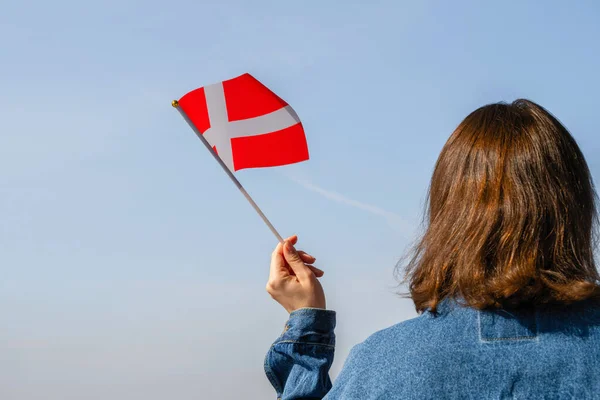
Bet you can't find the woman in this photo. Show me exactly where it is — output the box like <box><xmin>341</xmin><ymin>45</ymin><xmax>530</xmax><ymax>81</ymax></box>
<box><xmin>264</xmin><ymin>99</ymin><xmax>600</xmax><ymax>399</ymax></box>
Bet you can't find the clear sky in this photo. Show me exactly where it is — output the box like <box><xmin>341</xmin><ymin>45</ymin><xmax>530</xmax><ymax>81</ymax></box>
<box><xmin>1</xmin><ymin>1</ymin><xmax>599</xmax><ymax>399</ymax></box>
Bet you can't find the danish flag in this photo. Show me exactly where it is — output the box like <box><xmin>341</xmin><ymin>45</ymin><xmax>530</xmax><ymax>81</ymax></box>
<box><xmin>177</xmin><ymin>73</ymin><xmax>309</xmax><ymax>172</ymax></box>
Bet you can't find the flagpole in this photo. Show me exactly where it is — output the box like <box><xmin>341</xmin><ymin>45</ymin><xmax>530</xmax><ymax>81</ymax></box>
<box><xmin>172</xmin><ymin>100</ymin><xmax>285</xmax><ymax>244</ymax></box>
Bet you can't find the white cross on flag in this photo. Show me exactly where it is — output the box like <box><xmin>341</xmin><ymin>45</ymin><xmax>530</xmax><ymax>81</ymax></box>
<box><xmin>177</xmin><ymin>73</ymin><xmax>309</xmax><ymax>172</ymax></box>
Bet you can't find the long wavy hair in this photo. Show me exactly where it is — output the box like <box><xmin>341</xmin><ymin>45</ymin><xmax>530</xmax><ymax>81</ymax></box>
<box><xmin>400</xmin><ymin>99</ymin><xmax>600</xmax><ymax>313</ymax></box>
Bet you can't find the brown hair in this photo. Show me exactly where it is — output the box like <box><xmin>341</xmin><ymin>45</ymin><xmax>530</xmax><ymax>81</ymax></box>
<box><xmin>400</xmin><ymin>99</ymin><xmax>600</xmax><ymax>313</ymax></box>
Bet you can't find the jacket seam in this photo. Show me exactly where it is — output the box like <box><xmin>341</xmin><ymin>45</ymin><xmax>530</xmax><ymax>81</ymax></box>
<box><xmin>274</xmin><ymin>340</ymin><xmax>336</xmax><ymax>349</ymax></box>
<box><xmin>291</xmin><ymin>307</ymin><xmax>336</xmax><ymax>313</ymax></box>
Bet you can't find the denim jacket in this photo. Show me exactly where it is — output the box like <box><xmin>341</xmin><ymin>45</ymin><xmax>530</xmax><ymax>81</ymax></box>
<box><xmin>264</xmin><ymin>299</ymin><xmax>600</xmax><ymax>399</ymax></box>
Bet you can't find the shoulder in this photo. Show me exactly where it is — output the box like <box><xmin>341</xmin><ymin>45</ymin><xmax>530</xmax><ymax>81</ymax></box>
<box><xmin>365</xmin><ymin>304</ymin><xmax>471</xmax><ymax>347</ymax></box>
<box><xmin>329</xmin><ymin>315</ymin><xmax>433</xmax><ymax>398</ymax></box>
<box><xmin>362</xmin><ymin>313</ymin><xmax>433</xmax><ymax>348</ymax></box>
<box><xmin>348</xmin><ymin>312</ymin><xmax>452</xmax><ymax>364</ymax></box>
<box><xmin>330</xmin><ymin>310</ymin><xmax>469</xmax><ymax>398</ymax></box>
<box><xmin>347</xmin><ymin>303</ymin><xmax>476</xmax><ymax>369</ymax></box>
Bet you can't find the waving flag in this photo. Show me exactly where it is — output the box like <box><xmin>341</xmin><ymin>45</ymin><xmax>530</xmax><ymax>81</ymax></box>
<box><xmin>176</xmin><ymin>73</ymin><xmax>309</xmax><ymax>172</ymax></box>
<box><xmin>172</xmin><ymin>73</ymin><xmax>310</xmax><ymax>242</ymax></box>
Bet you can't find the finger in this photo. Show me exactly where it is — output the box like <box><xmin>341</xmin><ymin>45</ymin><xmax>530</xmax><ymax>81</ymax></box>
<box><xmin>283</xmin><ymin>240</ymin><xmax>312</xmax><ymax>281</ymax></box>
<box><xmin>307</xmin><ymin>264</ymin><xmax>324</xmax><ymax>277</ymax></box>
<box><xmin>272</xmin><ymin>236</ymin><xmax>297</xmax><ymax>258</ymax></box>
<box><xmin>269</xmin><ymin>242</ymin><xmax>286</xmax><ymax>281</ymax></box>
<box><xmin>298</xmin><ymin>251</ymin><xmax>316</xmax><ymax>264</ymax></box>
<box><xmin>274</xmin><ymin>236</ymin><xmax>303</xmax><ymax>278</ymax></box>
<box><xmin>285</xmin><ymin>235</ymin><xmax>298</xmax><ymax>246</ymax></box>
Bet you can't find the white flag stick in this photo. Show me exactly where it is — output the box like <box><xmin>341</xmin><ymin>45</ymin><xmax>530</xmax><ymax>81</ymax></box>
<box><xmin>172</xmin><ymin>100</ymin><xmax>285</xmax><ymax>243</ymax></box>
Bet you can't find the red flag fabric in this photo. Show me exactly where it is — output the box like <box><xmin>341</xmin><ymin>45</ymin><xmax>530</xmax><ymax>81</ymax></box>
<box><xmin>178</xmin><ymin>73</ymin><xmax>309</xmax><ymax>172</ymax></box>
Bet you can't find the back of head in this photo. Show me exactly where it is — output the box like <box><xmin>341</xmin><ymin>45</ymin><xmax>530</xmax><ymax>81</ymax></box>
<box><xmin>403</xmin><ymin>99</ymin><xmax>600</xmax><ymax>313</ymax></box>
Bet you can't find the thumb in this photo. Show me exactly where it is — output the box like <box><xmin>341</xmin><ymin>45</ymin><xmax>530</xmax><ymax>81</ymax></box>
<box><xmin>283</xmin><ymin>241</ymin><xmax>312</xmax><ymax>280</ymax></box>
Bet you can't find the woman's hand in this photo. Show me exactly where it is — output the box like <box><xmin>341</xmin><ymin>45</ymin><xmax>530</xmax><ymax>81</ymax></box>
<box><xmin>266</xmin><ymin>235</ymin><xmax>326</xmax><ymax>313</ymax></box>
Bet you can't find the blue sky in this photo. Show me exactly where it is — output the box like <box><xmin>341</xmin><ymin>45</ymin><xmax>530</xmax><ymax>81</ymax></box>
<box><xmin>1</xmin><ymin>1</ymin><xmax>599</xmax><ymax>398</ymax></box>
